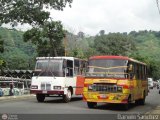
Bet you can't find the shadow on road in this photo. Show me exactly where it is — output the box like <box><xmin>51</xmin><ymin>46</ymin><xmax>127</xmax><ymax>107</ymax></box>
<box><xmin>95</xmin><ymin>103</ymin><xmax>139</xmax><ymax>111</ymax></box>
<box><xmin>43</xmin><ymin>97</ymin><xmax>82</xmax><ymax>103</ymax></box>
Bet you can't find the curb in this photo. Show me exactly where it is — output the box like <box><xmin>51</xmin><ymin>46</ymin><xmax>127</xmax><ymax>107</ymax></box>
<box><xmin>0</xmin><ymin>94</ymin><xmax>35</xmax><ymax>101</ymax></box>
<box><xmin>145</xmin><ymin>106</ymin><xmax>160</xmax><ymax>114</ymax></box>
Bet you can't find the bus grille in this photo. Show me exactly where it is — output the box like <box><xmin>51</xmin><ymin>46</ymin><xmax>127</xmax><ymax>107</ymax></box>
<box><xmin>46</xmin><ymin>84</ymin><xmax>51</xmax><ymax>90</ymax></box>
<box><xmin>92</xmin><ymin>84</ymin><xmax>120</xmax><ymax>92</ymax></box>
<box><xmin>41</xmin><ymin>83</ymin><xmax>51</xmax><ymax>90</ymax></box>
<box><xmin>41</xmin><ymin>84</ymin><xmax>45</xmax><ymax>90</ymax></box>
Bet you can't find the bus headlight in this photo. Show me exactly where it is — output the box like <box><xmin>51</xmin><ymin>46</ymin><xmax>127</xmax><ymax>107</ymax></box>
<box><xmin>31</xmin><ymin>85</ymin><xmax>38</xmax><ymax>89</ymax></box>
<box><xmin>117</xmin><ymin>86</ymin><xmax>123</xmax><ymax>92</ymax></box>
<box><xmin>53</xmin><ymin>86</ymin><xmax>61</xmax><ymax>90</ymax></box>
<box><xmin>88</xmin><ymin>85</ymin><xmax>93</xmax><ymax>90</ymax></box>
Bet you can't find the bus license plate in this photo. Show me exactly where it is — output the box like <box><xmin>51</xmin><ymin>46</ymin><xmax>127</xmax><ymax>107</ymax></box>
<box><xmin>100</xmin><ymin>94</ymin><xmax>107</xmax><ymax>98</ymax></box>
<box><xmin>42</xmin><ymin>90</ymin><xmax>47</xmax><ymax>94</ymax></box>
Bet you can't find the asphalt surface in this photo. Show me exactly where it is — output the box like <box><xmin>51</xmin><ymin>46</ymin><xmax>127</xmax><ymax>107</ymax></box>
<box><xmin>0</xmin><ymin>88</ymin><xmax>160</xmax><ymax>120</ymax></box>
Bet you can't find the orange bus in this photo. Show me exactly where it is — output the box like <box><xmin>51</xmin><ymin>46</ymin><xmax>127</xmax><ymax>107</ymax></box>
<box><xmin>83</xmin><ymin>56</ymin><xmax>148</xmax><ymax>110</ymax></box>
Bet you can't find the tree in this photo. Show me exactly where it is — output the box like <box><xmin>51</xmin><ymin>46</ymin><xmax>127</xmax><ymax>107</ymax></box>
<box><xmin>99</xmin><ymin>30</ymin><xmax>105</xmax><ymax>36</ymax></box>
<box><xmin>23</xmin><ymin>21</ymin><xmax>65</xmax><ymax>57</ymax></box>
<box><xmin>0</xmin><ymin>0</ymin><xmax>72</xmax><ymax>57</ymax></box>
<box><xmin>0</xmin><ymin>35</ymin><xmax>5</xmax><ymax>72</ymax></box>
<box><xmin>93</xmin><ymin>33</ymin><xmax>136</xmax><ymax>56</ymax></box>
<box><xmin>0</xmin><ymin>35</ymin><xmax>4</xmax><ymax>53</ymax></box>
<box><xmin>0</xmin><ymin>59</ymin><xmax>6</xmax><ymax>74</ymax></box>
<box><xmin>78</xmin><ymin>31</ymin><xmax>84</xmax><ymax>38</ymax></box>
<box><xmin>0</xmin><ymin>0</ymin><xmax>73</xmax><ymax>26</ymax></box>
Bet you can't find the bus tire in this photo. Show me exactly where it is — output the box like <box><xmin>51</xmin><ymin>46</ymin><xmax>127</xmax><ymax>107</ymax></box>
<box><xmin>135</xmin><ymin>100</ymin><xmax>140</xmax><ymax>105</ymax></box>
<box><xmin>63</xmin><ymin>89</ymin><xmax>72</xmax><ymax>103</ymax></box>
<box><xmin>123</xmin><ymin>103</ymin><xmax>129</xmax><ymax>110</ymax></box>
<box><xmin>135</xmin><ymin>92</ymin><xmax>145</xmax><ymax>105</ymax></box>
<box><xmin>87</xmin><ymin>102</ymin><xmax>97</xmax><ymax>108</ymax></box>
<box><xmin>36</xmin><ymin>94</ymin><xmax>45</xmax><ymax>102</ymax></box>
<box><xmin>123</xmin><ymin>96</ymin><xmax>131</xmax><ymax>110</ymax></box>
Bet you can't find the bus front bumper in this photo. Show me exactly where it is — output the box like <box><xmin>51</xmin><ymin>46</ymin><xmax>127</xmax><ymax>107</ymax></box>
<box><xmin>83</xmin><ymin>92</ymin><xmax>129</xmax><ymax>104</ymax></box>
<box><xmin>30</xmin><ymin>90</ymin><xmax>64</xmax><ymax>95</ymax></box>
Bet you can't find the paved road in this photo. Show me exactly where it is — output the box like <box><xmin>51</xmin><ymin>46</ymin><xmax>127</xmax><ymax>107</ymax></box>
<box><xmin>0</xmin><ymin>88</ymin><xmax>160</xmax><ymax>120</ymax></box>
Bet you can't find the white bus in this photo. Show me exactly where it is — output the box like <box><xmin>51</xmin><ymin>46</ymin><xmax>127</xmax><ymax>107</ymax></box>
<box><xmin>30</xmin><ymin>57</ymin><xmax>86</xmax><ymax>102</ymax></box>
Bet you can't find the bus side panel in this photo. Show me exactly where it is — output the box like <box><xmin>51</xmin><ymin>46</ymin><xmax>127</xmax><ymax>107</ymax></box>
<box><xmin>75</xmin><ymin>75</ymin><xmax>85</xmax><ymax>95</ymax></box>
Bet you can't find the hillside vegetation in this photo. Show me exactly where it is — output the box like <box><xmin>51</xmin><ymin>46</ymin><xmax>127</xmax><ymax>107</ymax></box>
<box><xmin>0</xmin><ymin>27</ymin><xmax>160</xmax><ymax>79</ymax></box>
<box><xmin>0</xmin><ymin>27</ymin><xmax>37</xmax><ymax>69</ymax></box>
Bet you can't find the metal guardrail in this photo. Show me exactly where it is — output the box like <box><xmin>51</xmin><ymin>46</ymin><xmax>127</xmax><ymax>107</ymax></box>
<box><xmin>0</xmin><ymin>76</ymin><xmax>31</xmax><ymax>82</ymax></box>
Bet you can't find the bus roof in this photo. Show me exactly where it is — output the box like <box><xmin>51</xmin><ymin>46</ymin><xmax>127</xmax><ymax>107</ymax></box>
<box><xmin>89</xmin><ymin>56</ymin><xmax>146</xmax><ymax>65</ymax></box>
<box><xmin>36</xmin><ymin>56</ymin><xmax>82</xmax><ymax>61</ymax></box>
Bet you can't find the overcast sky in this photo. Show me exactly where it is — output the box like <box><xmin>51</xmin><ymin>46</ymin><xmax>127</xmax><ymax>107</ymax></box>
<box><xmin>49</xmin><ymin>0</ymin><xmax>160</xmax><ymax>35</ymax></box>
<box><xmin>3</xmin><ymin>0</ymin><xmax>160</xmax><ymax>36</ymax></box>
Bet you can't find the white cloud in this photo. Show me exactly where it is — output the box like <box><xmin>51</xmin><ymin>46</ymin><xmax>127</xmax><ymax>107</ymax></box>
<box><xmin>49</xmin><ymin>0</ymin><xmax>160</xmax><ymax>35</ymax></box>
<box><xmin>3</xmin><ymin>0</ymin><xmax>159</xmax><ymax>35</ymax></box>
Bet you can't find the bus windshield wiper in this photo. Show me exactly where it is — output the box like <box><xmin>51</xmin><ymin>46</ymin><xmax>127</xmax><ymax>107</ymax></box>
<box><xmin>36</xmin><ymin>68</ymin><xmax>47</xmax><ymax>78</ymax></box>
<box><xmin>48</xmin><ymin>68</ymin><xmax>55</xmax><ymax>78</ymax></box>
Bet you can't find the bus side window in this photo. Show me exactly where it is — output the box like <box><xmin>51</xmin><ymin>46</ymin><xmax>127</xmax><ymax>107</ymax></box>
<box><xmin>66</xmin><ymin>60</ymin><xmax>73</xmax><ymax>77</ymax></box>
<box><xmin>128</xmin><ymin>62</ymin><xmax>135</xmax><ymax>80</ymax></box>
<box><xmin>135</xmin><ymin>64</ymin><xmax>138</xmax><ymax>79</ymax></box>
<box><xmin>74</xmin><ymin>59</ymin><xmax>80</xmax><ymax>75</ymax></box>
<box><xmin>82</xmin><ymin>61</ymin><xmax>87</xmax><ymax>75</ymax></box>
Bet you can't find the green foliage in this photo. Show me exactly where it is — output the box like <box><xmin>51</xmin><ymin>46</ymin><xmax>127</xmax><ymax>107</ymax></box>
<box><xmin>3</xmin><ymin>49</ymin><xmax>29</xmax><ymax>69</ymax></box>
<box><xmin>149</xmin><ymin>60</ymin><xmax>160</xmax><ymax>80</ymax></box>
<box><xmin>23</xmin><ymin>28</ymin><xmax>42</xmax><ymax>44</ymax></box>
<box><xmin>0</xmin><ymin>0</ymin><xmax>73</xmax><ymax>26</ymax></box>
<box><xmin>93</xmin><ymin>33</ymin><xmax>136</xmax><ymax>56</ymax></box>
<box><xmin>0</xmin><ymin>27</ymin><xmax>36</xmax><ymax>70</ymax></box>
<box><xmin>68</xmin><ymin>48</ymin><xmax>85</xmax><ymax>59</ymax></box>
<box><xmin>23</xmin><ymin>21</ymin><xmax>65</xmax><ymax>57</ymax></box>
<box><xmin>42</xmin><ymin>21</ymin><xmax>65</xmax><ymax>56</ymax></box>
<box><xmin>66</xmin><ymin>34</ymin><xmax>96</xmax><ymax>58</ymax></box>
<box><xmin>0</xmin><ymin>35</ymin><xmax>5</xmax><ymax>71</ymax></box>
<box><xmin>129</xmin><ymin>30</ymin><xmax>160</xmax><ymax>80</ymax></box>
<box><xmin>0</xmin><ymin>0</ymin><xmax>73</xmax><ymax>70</ymax></box>
<box><xmin>1</xmin><ymin>26</ymin><xmax>160</xmax><ymax>80</ymax></box>
<box><xmin>0</xmin><ymin>59</ymin><xmax>6</xmax><ymax>73</ymax></box>
<box><xmin>0</xmin><ymin>35</ymin><xmax>4</xmax><ymax>53</ymax></box>
<box><xmin>67</xmin><ymin>30</ymin><xmax>160</xmax><ymax>80</ymax></box>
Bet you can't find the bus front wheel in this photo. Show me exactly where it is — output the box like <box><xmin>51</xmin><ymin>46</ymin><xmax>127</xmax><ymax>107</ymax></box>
<box><xmin>63</xmin><ymin>89</ymin><xmax>72</xmax><ymax>103</ymax></box>
<box><xmin>36</xmin><ymin>94</ymin><xmax>45</xmax><ymax>102</ymax></box>
<box><xmin>123</xmin><ymin>96</ymin><xmax>131</xmax><ymax>110</ymax></box>
<box><xmin>87</xmin><ymin>102</ymin><xmax>97</xmax><ymax>108</ymax></box>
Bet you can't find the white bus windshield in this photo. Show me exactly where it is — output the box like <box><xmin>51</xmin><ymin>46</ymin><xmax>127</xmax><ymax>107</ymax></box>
<box><xmin>86</xmin><ymin>59</ymin><xmax>128</xmax><ymax>78</ymax></box>
<box><xmin>34</xmin><ymin>59</ymin><xmax>64</xmax><ymax>77</ymax></box>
